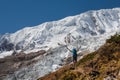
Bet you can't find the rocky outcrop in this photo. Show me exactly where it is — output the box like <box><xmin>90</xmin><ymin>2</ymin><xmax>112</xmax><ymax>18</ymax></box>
<box><xmin>0</xmin><ymin>50</ymin><xmax>46</xmax><ymax>79</ymax></box>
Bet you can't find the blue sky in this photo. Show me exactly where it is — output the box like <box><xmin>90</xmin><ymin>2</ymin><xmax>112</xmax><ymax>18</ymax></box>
<box><xmin>0</xmin><ymin>0</ymin><xmax>120</xmax><ymax>34</ymax></box>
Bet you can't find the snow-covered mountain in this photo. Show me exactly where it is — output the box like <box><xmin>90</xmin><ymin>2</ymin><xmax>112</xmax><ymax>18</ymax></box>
<box><xmin>0</xmin><ymin>8</ymin><xmax>120</xmax><ymax>57</ymax></box>
<box><xmin>0</xmin><ymin>8</ymin><xmax>120</xmax><ymax>80</ymax></box>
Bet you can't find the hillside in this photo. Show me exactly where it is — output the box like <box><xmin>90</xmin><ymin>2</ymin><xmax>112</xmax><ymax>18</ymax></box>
<box><xmin>39</xmin><ymin>34</ymin><xmax>120</xmax><ymax>80</ymax></box>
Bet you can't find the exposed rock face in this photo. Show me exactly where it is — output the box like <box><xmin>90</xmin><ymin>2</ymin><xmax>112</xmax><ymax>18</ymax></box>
<box><xmin>0</xmin><ymin>50</ymin><xmax>46</xmax><ymax>80</ymax></box>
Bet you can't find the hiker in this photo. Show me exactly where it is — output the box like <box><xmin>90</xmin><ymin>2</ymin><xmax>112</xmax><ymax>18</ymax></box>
<box><xmin>72</xmin><ymin>48</ymin><xmax>77</xmax><ymax>69</ymax></box>
<box><xmin>66</xmin><ymin>47</ymin><xmax>78</xmax><ymax>69</ymax></box>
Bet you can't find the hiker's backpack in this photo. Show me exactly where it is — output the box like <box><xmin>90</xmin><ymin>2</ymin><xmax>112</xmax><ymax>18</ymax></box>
<box><xmin>72</xmin><ymin>48</ymin><xmax>77</xmax><ymax>57</ymax></box>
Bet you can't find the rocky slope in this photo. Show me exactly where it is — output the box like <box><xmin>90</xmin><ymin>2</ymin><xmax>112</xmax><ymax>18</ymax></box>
<box><xmin>39</xmin><ymin>34</ymin><xmax>120</xmax><ymax>80</ymax></box>
<box><xmin>0</xmin><ymin>50</ymin><xmax>46</xmax><ymax>80</ymax></box>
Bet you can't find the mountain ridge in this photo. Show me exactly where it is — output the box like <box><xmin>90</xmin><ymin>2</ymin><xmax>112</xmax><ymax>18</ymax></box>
<box><xmin>0</xmin><ymin>8</ymin><xmax>120</xmax><ymax>58</ymax></box>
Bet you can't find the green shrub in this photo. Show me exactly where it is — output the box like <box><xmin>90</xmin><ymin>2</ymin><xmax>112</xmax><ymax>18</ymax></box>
<box><xmin>77</xmin><ymin>52</ymin><xmax>96</xmax><ymax>66</ymax></box>
<box><xmin>107</xmin><ymin>34</ymin><xmax>120</xmax><ymax>44</ymax></box>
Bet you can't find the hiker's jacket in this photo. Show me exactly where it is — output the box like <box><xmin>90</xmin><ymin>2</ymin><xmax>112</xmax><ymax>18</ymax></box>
<box><xmin>72</xmin><ymin>48</ymin><xmax>77</xmax><ymax>57</ymax></box>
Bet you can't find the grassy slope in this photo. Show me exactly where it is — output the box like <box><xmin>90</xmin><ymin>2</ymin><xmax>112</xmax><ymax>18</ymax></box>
<box><xmin>38</xmin><ymin>34</ymin><xmax>120</xmax><ymax>80</ymax></box>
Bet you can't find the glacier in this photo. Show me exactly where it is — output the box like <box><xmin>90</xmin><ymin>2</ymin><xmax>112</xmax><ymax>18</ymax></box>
<box><xmin>0</xmin><ymin>8</ymin><xmax>120</xmax><ymax>80</ymax></box>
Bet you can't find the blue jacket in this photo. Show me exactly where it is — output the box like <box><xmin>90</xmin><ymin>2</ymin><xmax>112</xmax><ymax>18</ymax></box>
<box><xmin>72</xmin><ymin>48</ymin><xmax>77</xmax><ymax>57</ymax></box>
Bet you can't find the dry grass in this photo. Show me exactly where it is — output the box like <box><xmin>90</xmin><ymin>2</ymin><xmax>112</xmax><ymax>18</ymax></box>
<box><xmin>38</xmin><ymin>34</ymin><xmax>120</xmax><ymax>80</ymax></box>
